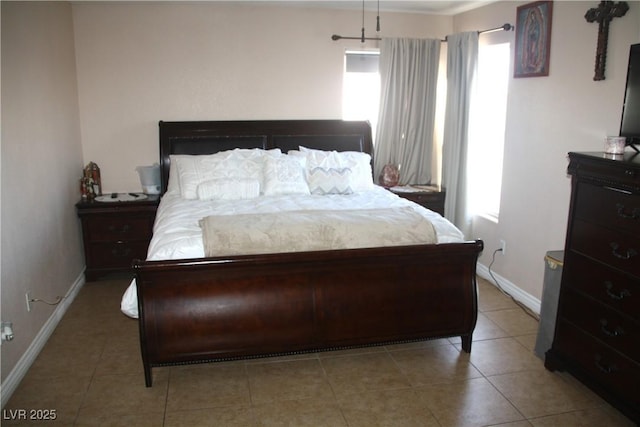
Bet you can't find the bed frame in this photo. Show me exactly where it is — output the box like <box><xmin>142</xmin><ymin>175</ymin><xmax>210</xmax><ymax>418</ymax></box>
<box><xmin>133</xmin><ymin>120</ymin><xmax>483</xmax><ymax>387</ymax></box>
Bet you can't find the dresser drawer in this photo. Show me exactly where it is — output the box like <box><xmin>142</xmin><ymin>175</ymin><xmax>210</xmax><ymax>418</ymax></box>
<box><xmin>88</xmin><ymin>241</ymin><xmax>150</xmax><ymax>268</ymax></box>
<box><xmin>561</xmin><ymin>287</ymin><xmax>639</xmax><ymax>360</ymax></box>
<box><xmin>574</xmin><ymin>183</ymin><xmax>640</xmax><ymax>235</ymax></box>
<box><xmin>86</xmin><ymin>216</ymin><xmax>153</xmax><ymax>242</ymax></box>
<box><xmin>571</xmin><ymin>155</ymin><xmax>640</xmax><ymax>190</ymax></box>
<box><xmin>570</xmin><ymin>220</ymin><xmax>640</xmax><ymax>277</ymax></box>
<box><xmin>555</xmin><ymin>320</ymin><xmax>640</xmax><ymax>408</ymax></box>
<box><xmin>563</xmin><ymin>252</ymin><xmax>640</xmax><ymax>318</ymax></box>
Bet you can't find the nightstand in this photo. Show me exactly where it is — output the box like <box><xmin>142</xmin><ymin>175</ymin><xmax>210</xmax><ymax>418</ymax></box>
<box><xmin>388</xmin><ymin>185</ymin><xmax>446</xmax><ymax>216</ymax></box>
<box><xmin>76</xmin><ymin>194</ymin><xmax>159</xmax><ymax>281</ymax></box>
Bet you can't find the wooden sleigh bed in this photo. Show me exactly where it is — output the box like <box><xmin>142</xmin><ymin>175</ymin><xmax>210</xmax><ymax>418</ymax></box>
<box><xmin>133</xmin><ymin>119</ymin><xmax>483</xmax><ymax>387</ymax></box>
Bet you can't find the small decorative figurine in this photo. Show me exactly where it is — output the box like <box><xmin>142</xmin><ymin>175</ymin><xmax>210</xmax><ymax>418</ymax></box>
<box><xmin>80</xmin><ymin>162</ymin><xmax>102</xmax><ymax>200</ymax></box>
<box><xmin>379</xmin><ymin>163</ymin><xmax>400</xmax><ymax>188</ymax></box>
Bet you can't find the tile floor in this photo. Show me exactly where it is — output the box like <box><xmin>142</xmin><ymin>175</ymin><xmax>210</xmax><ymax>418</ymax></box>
<box><xmin>3</xmin><ymin>277</ymin><xmax>635</xmax><ymax>426</ymax></box>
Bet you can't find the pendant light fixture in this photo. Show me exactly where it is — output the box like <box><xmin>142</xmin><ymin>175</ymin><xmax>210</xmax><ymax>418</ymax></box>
<box><xmin>331</xmin><ymin>0</ymin><xmax>381</xmax><ymax>42</ymax></box>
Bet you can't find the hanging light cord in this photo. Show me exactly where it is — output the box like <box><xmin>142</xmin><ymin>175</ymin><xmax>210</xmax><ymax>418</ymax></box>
<box><xmin>360</xmin><ymin>0</ymin><xmax>365</xmax><ymax>42</ymax></box>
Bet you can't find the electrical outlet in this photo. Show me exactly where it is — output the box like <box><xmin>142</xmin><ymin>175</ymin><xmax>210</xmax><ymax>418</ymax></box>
<box><xmin>1</xmin><ymin>322</ymin><xmax>14</xmax><ymax>342</ymax></box>
<box><xmin>25</xmin><ymin>292</ymin><xmax>32</xmax><ymax>312</ymax></box>
<box><xmin>499</xmin><ymin>239</ymin><xmax>507</xmax><ymax>255</ymax></box>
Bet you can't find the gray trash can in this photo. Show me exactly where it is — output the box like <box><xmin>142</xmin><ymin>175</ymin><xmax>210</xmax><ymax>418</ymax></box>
<box><xmin>534</xmin><ymin>250</ymin><xmax>564</xmax><ymax>360</ymax></box>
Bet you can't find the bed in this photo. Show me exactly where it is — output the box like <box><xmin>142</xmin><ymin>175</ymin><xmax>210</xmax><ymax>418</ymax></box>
<box><xmin>129</xmin><ymin>119</ymin><xmax>483</xmax><ymax>387</ymax></box>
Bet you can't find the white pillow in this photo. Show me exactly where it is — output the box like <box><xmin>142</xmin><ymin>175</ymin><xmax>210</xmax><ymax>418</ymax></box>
<box><xmin>335</xmin><ymin>152</ymin><xmax>374</xmax><ymax>191</ymax></box>
<box><xmin>173</xmin><ymin>156</ymin><xmax>262</xmax><ymax>199</ymax></box>
<box><xmin>220</xmin><ymin>148</ymin><xmax>282</xmax><ymax>160</ymax></box>
<box><xmin>168</xmin><ymin>149</ymin><xmax>281</xmax><ymax>197</ymax></box>
<box><xmin>263</xmin><ymin>155</ymin><xmax>310</xmax><ymax>196</ymax></box>
<box><xmin>166</xmin><ymin>160</ymin><xmax>181</xmax><ymax>195</ymax></box>
<box><xmin>196</xmin><ymin>178</ymin><xmax>260</xmax><ymax>201</ymax></box>
<box><xmin>307</xmin><ymin>167</ymin><xmax>354</xmax><ymax>195</ymax></box>
<box><xmin>297</xmin><ymin>146</ymin><xmax>374</xmax><ymax>192</ymax></box>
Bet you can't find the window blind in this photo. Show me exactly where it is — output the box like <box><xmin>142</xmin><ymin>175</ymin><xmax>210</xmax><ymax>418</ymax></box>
<box><xmin>346</xmin><ymin>51</ymin><xmax>380</xmax><ymax>73</ymax></box>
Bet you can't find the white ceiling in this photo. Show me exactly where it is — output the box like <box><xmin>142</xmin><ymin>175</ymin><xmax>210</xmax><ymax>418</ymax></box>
<box><xmin>269</xmin><ymin>1</ymin><xmax>493</xmax><ymax>16</ymax></box>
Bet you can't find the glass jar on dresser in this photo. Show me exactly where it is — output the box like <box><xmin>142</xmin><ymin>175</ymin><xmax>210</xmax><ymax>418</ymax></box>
<box><xmin>545</xmin><ymin>151</ymin><xmax>639</xmax><ymax>423</ymax></box>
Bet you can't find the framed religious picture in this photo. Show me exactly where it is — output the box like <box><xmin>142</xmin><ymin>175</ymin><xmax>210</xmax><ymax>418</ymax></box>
<box><xmin>514</xmin><ymin>1</ymin><xmax>553</xmax><ymax>78</ymax></box>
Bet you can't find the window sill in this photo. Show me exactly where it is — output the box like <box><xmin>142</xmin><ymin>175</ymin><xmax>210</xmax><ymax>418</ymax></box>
<box><xmin>474</xmin><ymin>212</ymin><xmax>499</xmax><ymax>224</ymax></box>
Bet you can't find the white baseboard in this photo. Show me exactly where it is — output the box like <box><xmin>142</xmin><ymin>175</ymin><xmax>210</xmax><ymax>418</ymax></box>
<box><xmin>476</xmin><ymin>262</ymin><xmax>541</xmax><ymax>315</ymax></box>
<box><xmin>0</xmin><ymin>271</ymin><xmax>85</xmax><ymax>409</ymax></box>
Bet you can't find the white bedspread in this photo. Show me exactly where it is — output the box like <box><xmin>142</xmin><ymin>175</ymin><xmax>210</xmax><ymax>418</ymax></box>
<box><xmin>120</xmin><ymin>186</ymin><xmax>464</xmax><ymax>318</ymax></box>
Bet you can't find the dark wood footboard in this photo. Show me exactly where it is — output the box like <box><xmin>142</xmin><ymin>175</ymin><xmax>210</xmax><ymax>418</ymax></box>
<box><xmin>134</xmin><ymin>240</ymin><xmax>483</xmax><ymax>386</ymax></box>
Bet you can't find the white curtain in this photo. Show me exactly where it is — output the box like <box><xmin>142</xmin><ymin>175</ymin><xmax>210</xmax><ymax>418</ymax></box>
<box><xmin>374</xmin><ymin>38</ymin><xmax>441</xmax><ymax>185</ymax></box>
<box><xmin>442</xmin><ymin>32</ymin><xmax>478</xmax><ymax>234</ymax></box>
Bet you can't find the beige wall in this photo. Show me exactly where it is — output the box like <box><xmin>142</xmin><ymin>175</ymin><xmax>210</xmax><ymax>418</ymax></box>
<box><xmin>1</xmin><ymin>1</ymin><xmax>84</xmax><ymax>383</ymax></box>
<box><xmin>72</xmin><ymin>2</ymin><xmax>452</xmax><ymax>192</ymax></box>
<box><xmin>455</xmin><ymin>1</ymin><xmax>640</xmax><ymax>300</ymax></box>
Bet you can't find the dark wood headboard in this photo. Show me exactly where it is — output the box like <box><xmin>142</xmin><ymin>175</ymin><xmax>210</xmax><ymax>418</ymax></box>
<box><xmin>158</xmin><ymin>120</ymin><xmax>373</xmax><ymax>194</ymax></box>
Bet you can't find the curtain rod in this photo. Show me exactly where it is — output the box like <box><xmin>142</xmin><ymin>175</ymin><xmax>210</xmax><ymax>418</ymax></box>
<box><xmin>331</xmin><ymin>23</ymin><xmax>513</xmax><ymax>42</ymax></box>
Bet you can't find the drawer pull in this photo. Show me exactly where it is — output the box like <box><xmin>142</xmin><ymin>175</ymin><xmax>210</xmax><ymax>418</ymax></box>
<box><xmin>615</xmin><ymin>203</ymin><xmax>640</xmax><ymax>220</ymax></box>
<box><xmin>594</xmin><ymin>355</ymin><xmax>617</xmax><ymax>374</ymax></box>
<box><xmin>604</xmin><ymin>281</ymin><xmax>632</xmax><ymax>300</ymax></box>
<box><xmin>609</xmin><ymin>242</ymin><xmax>638</xmax><ymax>260</ymax></box>
<box><xmin>599</xmin><ymin>318</ymin><xmax>625</xmax><ymax>337</ymax></box>
<box><xmin>111</xmin><ymin>244</ymin><xmax>132</xmax><ymax>258</ymax></box>
<box><xmin>107</xmin><ymin>224</ymin><xmax>131</xmax><ymax>234</ymax></box>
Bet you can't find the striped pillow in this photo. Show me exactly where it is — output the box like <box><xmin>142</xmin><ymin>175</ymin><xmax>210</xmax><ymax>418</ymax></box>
<box><xmin>308</xmin><ymin>167</ymin><xmax>354</xmax><ymax>195</ymax></box>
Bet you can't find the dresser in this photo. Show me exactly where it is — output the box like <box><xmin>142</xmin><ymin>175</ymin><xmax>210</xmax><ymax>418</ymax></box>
<box><xmin>545</xmin><ymin>152</ymin><xmax>639</xmax><ymax>423</ymax></box>
<box><xmin>76</xmin><ymin>194</ymin><xmax>159</xmax><ymax>281</ymax></box>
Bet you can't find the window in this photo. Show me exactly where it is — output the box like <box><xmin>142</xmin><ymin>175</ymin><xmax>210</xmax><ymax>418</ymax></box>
<box><xmin>342</xmin><ymin>50</ymin><xmax>380</xmax><ymax>141</ymax></box>
<box><xmin>467</xmin><ymin>42</ymin><xmax>510</xmax><ymax>219</ymax></box>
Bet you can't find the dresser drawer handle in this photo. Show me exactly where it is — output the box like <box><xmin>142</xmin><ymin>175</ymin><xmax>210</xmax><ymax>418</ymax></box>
<box><xmin>604</xmin><ymin>281</ymin><xmax>632</xmax><ymax>300</ymax></box>
<box><xmin>594</xmin><ymin>355</ymin><xmax>617</xmax><ymax>374</ymax></box>
<box><xmin>615</xmin><ymin>204</ymin><xmax>640</xmax><ymax>220</ymax></box>
<box><xmin>111</xmin><ymin>243</ymin><xmax>132</xmax><ymax>258</ymax></box>
<box><xmin>599</xmin><ymin>318</ymin><xmax>625</xmax><ymax>337</ymax></box>
<box><xmin>107</xmin><ymin>224</ymin><xmax>131</xmax><ymax>234</ymax></box>
<box><xmin>609</xmin><ymin>242</ymin><xmax>638</xmax><ymax>260</ymax></box>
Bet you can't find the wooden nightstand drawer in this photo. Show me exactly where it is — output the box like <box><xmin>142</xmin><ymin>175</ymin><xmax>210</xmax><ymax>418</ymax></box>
<box><xmin>86</xmin><ymin>216</ymin><xmax>153</xmax><ymax>241</ymax></box>
<box><xmin>88</xmin><ymin>241</ymin><xmax>150</xmax><ymax>268</ymax></box>
<box><xmin>389</xmin><ymin>185</ymin><xmax>445</xmax><ymax>216</ymax></box>
<box><xmin>77</xmin><ymin>194</ymin><xmax>159</xmax><ymax>280</ymax></box>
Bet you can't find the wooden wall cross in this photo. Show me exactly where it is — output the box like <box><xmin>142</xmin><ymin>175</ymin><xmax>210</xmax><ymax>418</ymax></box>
<box><xmin>585</xmin><ymin>1</ymin><xmax>629</xmax><ymax>81</ymax></box>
